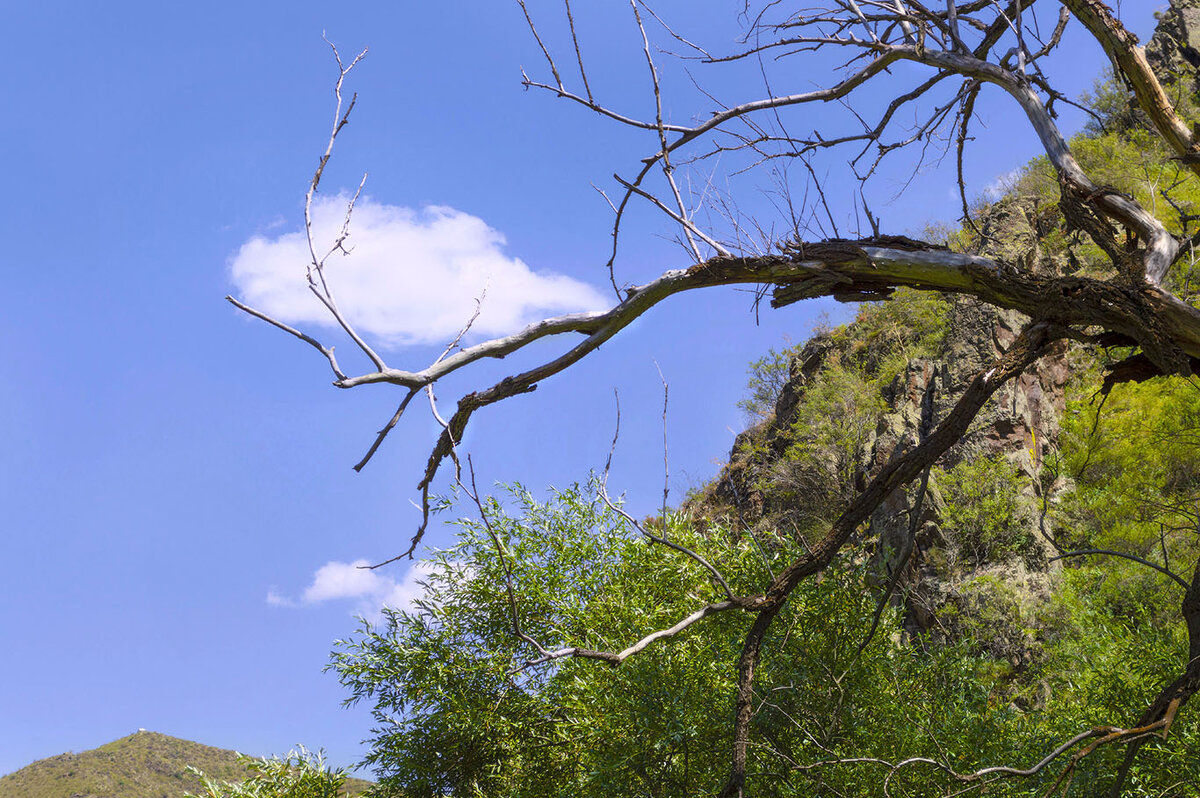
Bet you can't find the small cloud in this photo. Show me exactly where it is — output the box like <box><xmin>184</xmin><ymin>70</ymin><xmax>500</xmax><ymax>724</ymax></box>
<box><xmin>265</xmin><ymin>589</ymin><xmax>296</xmax><ymax>608</ymax></box>
<box><xmin>981</xmin><ymin>168</ymin><xmax>1023</xmax><ymax>202</ymax></box>
<box><xmin>229</xmin><ymin>197</ymin><xmax>608</xmax><ymax>347</ymax></box>
<box><xmin>269</xmin><ymin>559</ymin><xmax>436</xmax><ymax>621</ymax></box>
<box><xmin>303</xmin><ymin>559</ymin><xmax>383</xmax><ymax>603</ymax></box>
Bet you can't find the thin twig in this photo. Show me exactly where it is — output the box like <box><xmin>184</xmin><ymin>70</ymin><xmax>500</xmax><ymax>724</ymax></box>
<box><xmin>353</xmin><ymin>388</ymin><xmax>420</xmax><ymax>472</ymax></box>
<box><xmin>516</xmin><ymin>0</ymin><xmax>563</xmax><ymax>90</ymax></box>
<box><xmin>563</xmin><ymin>0</ymin><xmax>594</xmax><ymax>104</ymax></box>
<box><xmin>653</xmin><ymin>358</ymin><xmax>670</xmax><ymax>521</ymax></box>
<box><xmin>613</xmin><ymin>174</ymin><xmax>732</xmax><ymax>256</ymax></box>
<box><xmin>631</xmin><ymin>0</ymin><xmax>703</xmax><ymax>262</ymax></box>
<box><xmin>225</xmin><ymin>296</ymin><xmax>347</xmax><ymax>381</ymax></box>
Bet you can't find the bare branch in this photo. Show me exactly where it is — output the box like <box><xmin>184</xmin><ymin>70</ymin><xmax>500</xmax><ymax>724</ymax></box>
<box><xmin>515</xmin><ymin>599</ymin><xmax>740</xmax><ymax>670</ymax></box>
<box><xmin>1050</xmin><ymin>548</ymin><xmax>1192</xmax><ymax>591</ymax></box>
<box><xmin>278</xmin><ymin>41</ymin><xmax>392</xmax><ymax>378</ymax></box>
<box><xmin>781</xmin><ymin>707</ymin><xmax>1180</xmax><ymax>787</ymax></box>
<box><xmin>562</xmin><ymin>0</ymin><xmax>594</xmax><ymax>103</ymax></box>
<box><xmin>630</xmin><ymin>0</ymin><xmax>703</xmax><ymax>262</ymax></box>
<box><xmin>352</xmin><ymin>388</ymin><xmax>420</xmax><ymax>473</ymax></box>
<box><xmin>1063</xmin><ymin>0</ymin><xmax>1200</xmax><ymax>169</ymax></box>
<box><xmin>597</xmin><ymin>382</ymin><xmax>738</xmax><ymax>603</ymax></box>
<box><xmin>520</xmin><ymin>74</ymin><xmax>689</xmax><ymax>133</ymax></box>
<box><xmin>515</xmin><ymin>0</ymin><xmax>563</xmax><ymax>91</ymax></box>
<box><xmin>653</xmin><ymin>358</ymin><xmax>670</xmax><ymax>520</ymax></box>
<box><xmin>225</xmin><ymin>295</ymin><xmax>347</xmax><ymax>382</ymax></box>
<box><xmin>614</xmin><ymin>174</ymin><xmax>732</xmax><ymax>256</ymax></box>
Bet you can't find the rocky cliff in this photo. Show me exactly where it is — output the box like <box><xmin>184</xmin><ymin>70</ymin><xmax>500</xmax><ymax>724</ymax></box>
<box><xmin>1147</xmin><ymin>0</ymin><xmax>1200</xmax><ymax>94</ymax></box>
<box><xmin>691</xmin><ymin>275</ymin><xmax>1070</xmax><ymax>677</ymax></box>
<box><xmin>691</xmin><ymin>5</ymin><xmax>1200</xmax><ymax>679</ymax></box>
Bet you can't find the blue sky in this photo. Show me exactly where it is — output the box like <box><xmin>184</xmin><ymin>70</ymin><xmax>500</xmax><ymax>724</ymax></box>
<box><xmin>0</xmin><ymin>0</ymin><xmax>1159</xmax><ymax>776</ymax></box>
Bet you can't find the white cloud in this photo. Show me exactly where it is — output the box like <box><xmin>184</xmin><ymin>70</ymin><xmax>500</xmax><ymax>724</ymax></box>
<box><xmin>982</xmin><ymin>168</ymin><xmax>1023</xmax><ymax>202</ymax></box>
<box><xmin>302</xmin><ymin>559</ymin><xmax>383</xmax><ymax>603</ymax></box>
<box><xmin>265</xmin><ymin>589</ymin><xmax>296</xmax><ymax>608</ymax></box>
<box><xmin>268</xmin><ymin>558</ymin><xmax>436</xmax><ymax>621</ymax></box>
<box><xmin>230</xmin><ymin>197</ymin><xmax>608</xmax><ymax>347</ymax></box>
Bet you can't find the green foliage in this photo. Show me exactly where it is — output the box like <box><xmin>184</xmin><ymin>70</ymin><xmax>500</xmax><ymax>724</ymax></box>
<box><xmin>185</xmin><ymin>748</ymin><xmax>361</xmax><ymax>798</ymax></box>
<box><xmin>773</xmin><ymin>359</ymin><xmax>883</xmax><ymax>514</ymax></box>
<box><xmin>328</xmin><ymin>481</ymin><xmax>1200</xmax><ymax>796</ymax></box>
<box><xmin>1056</xmin><ymin>372</ymin><xmax>1200</xmax><ymax>626</ymax></box>
<box><xmin>833</xmin><ymin>287</ymin><xmax>951</xmax><ymax>380</ymax></box>
<box><xmin>333</xmin><ymin>481</ymin><xmax>763</xmax><ymax>797</ymax></box>
<box><xmin>1010</xmin><ymin>86</ymin><xmax>1200</xmax><ymax>291</ymax></box>
<box><xmin>738</xmin><ymin>289</ymin><xmax>949</xmax><ymax>429</ymax></box>
<box><xmin>936</xmin><ymin>456</ymin><xmax>1032</xmax><ymax>564</ymax></box>
<box><xmin>739</xmin><ymin>344</ymin><xmax>794</xmax><ymax>421</ymax></box>
<box><xmin>1080</xmin><ymin>72</ymin><xmax>1142</xmax><ymax>136</ymax></box>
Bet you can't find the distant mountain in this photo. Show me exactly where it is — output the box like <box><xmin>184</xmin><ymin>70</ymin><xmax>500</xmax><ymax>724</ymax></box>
<box><xmin>0</xmin><ymin>730</ymin><xmax>371</xmax><ymax>798</ymax></box>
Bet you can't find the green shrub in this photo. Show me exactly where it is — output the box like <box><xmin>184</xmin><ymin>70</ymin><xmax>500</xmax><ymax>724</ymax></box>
<box><xmin>936</xmin><ymin>456</ymin><xmax>1032</xmax><ymax>564</ymax></box>
<box><xmin>185</xmin><ymin>749</ymin><xmax>357</xmax><ymax>798</ymax></box>
<box><xmin>739</xmin><ymin>345</ymin><xmax>794</xmax><ymax>421</ymax></box>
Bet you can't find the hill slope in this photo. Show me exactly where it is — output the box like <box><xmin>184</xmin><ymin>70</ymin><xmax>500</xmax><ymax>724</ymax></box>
<box><xmin>0</xmin><ymin>730</ymin><xmax>370</xmax><ymax>798</ymax></box>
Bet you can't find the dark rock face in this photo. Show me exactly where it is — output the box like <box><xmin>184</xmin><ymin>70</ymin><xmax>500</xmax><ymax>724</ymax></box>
<box><xmin>853</xmin><ymin>0</ymin><xmax>1200</xmax><ymax>655</ymax></box>
<box><xmin>863</xmin><ymin>295</ymin><xmax>1069</xmax><ymax>653</ymax></box>
<box><xmin>1147</xmin><ymin>0</ymin><xmax>1200</xmax><ymax>94</ymax></box>
<box><xmin>690</xmin><ymin>205</ymin><xmax>1071</xmax><ymax>664</ymax></box>
<box><xmin>693</xmin><ymin>290</ymin><xmax>1070</xmax><ymax>636</ymax></box>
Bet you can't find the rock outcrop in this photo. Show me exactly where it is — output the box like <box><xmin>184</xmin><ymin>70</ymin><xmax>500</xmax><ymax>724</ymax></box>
<box><xmin>689</xmin><ymin>2</ymin><xmax>1196</xmax><ymax>678</ymax></box>
<box><xmin>688</xmin><ymin>189</ymin><xmax>1072</xmax><ymax>679</ymax></box>
<box><xmin>1147</xmin><ymin>0</ymin><xmax>1200</xmax><ymax>95</ymax></box>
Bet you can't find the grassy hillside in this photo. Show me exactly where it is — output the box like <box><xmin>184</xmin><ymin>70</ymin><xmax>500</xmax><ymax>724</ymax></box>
<box><xmin>0</xmin><ymin>730</ymin><xmax>371</xmax><ymax>798</ymax></box>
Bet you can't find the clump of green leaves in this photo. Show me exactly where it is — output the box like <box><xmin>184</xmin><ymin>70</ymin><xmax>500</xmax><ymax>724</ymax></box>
<box><xmin>332</xmin><ymin>480</ymin><xmax>770</xmax><ymax>797</ymax></box>
<box><xmin>772</xmin><ymin>359</ymin><xmax>884</xmax><ymax>516</ymax></box>
<box><xmin>1055</xmin><ymin>371</ymin><xmax>1200</xmax><ymax>628</ymax></box>
<box><xmin>738</xmin><ymin>289</ymin><xmax>950</xmax><ymax>427</ymax></box>
<box><xmin>936</xmin><ymin>455</ymin><xmax>1032</xmax><ymax>565</ymax></box>
<box><xmin>185</xmin><ymin>748</ymin><xmax>358</xmax><ymax>798</ymax></box>
<box><xmin>739</xmin><ymin>344</ymin><xmax>795</xmax><ymax>421</ymax></box>
<box><xmin>835</xmin><ymin>287</ymin><xmax>951</xmax><ymax>382</ymax></box>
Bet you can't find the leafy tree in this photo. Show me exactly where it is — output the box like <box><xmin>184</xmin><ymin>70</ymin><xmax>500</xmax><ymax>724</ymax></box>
<box><xmin>739</xmin><ymin>345</ymin><xmax>795</xmax><ymax>422</ymax></box>
<box><xmin>331</xmin><ymin>482</ymin><xmax>1200</xmax><ymax>796</ymax></box>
